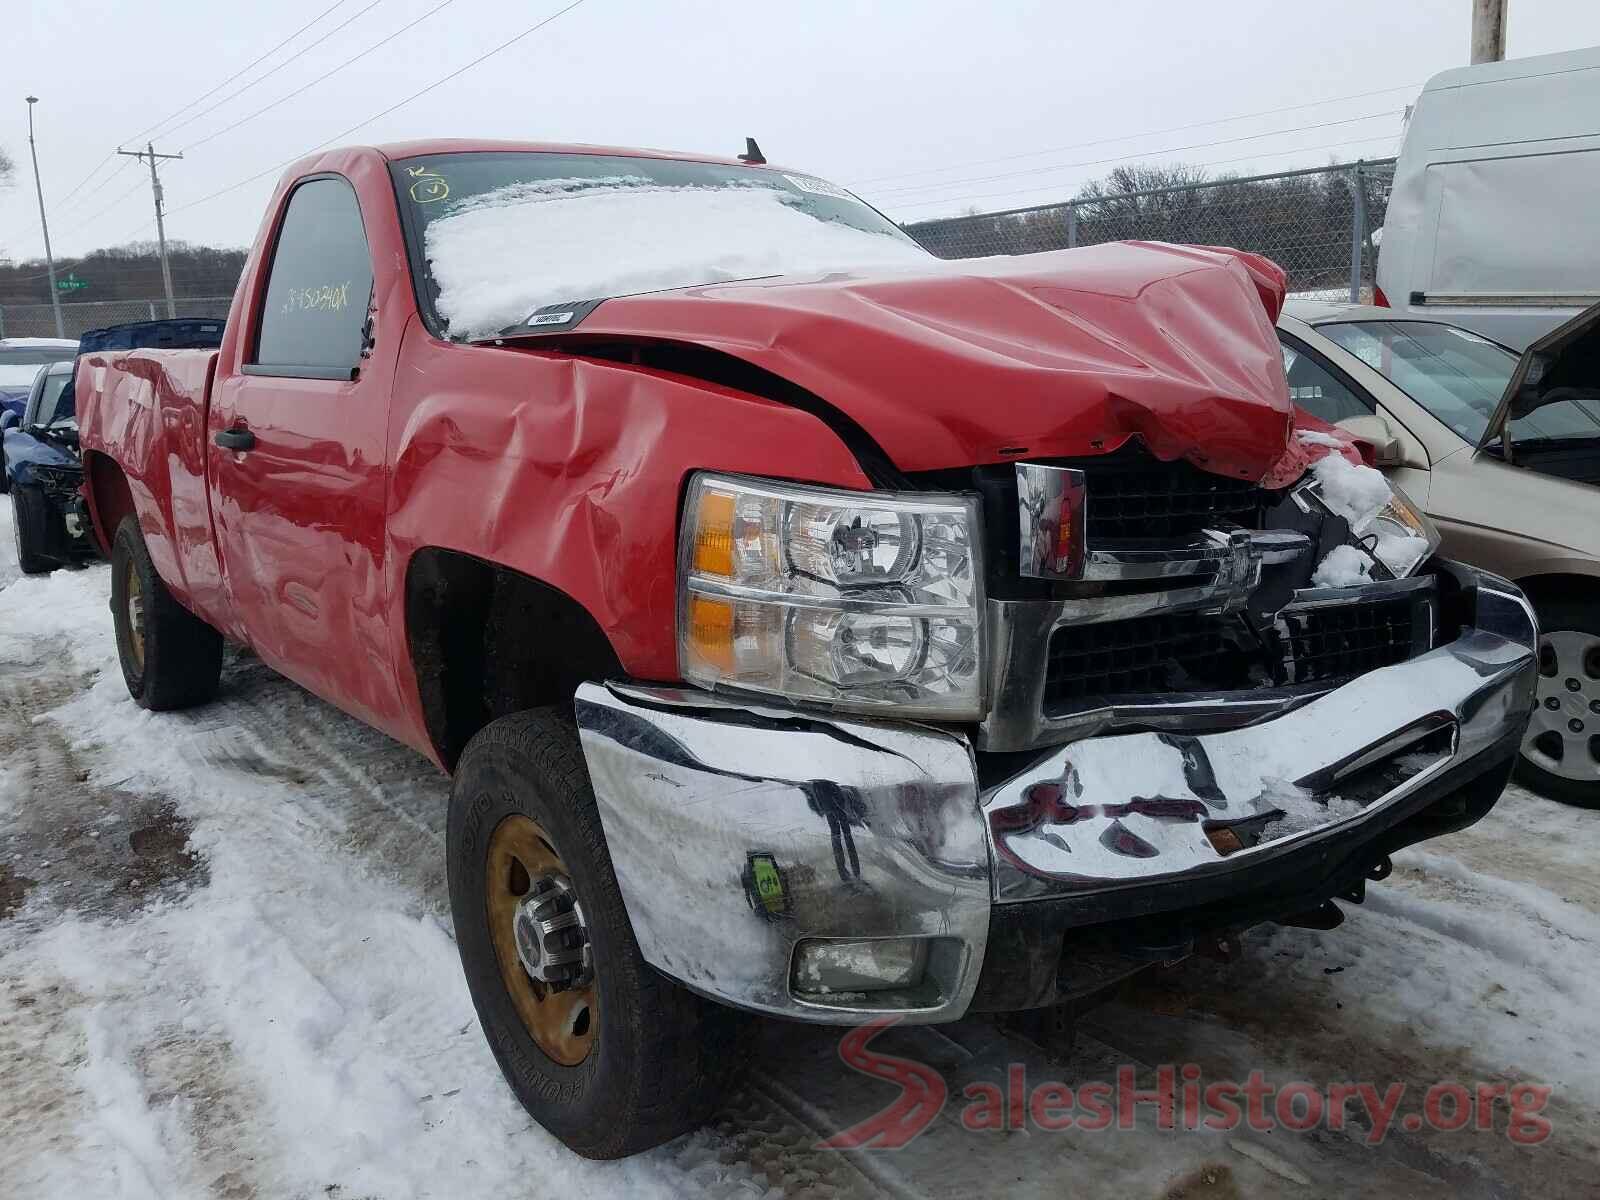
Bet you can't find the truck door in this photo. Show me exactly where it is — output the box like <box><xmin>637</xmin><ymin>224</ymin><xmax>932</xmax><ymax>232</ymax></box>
<box><xmin>207</xmin><ymin>174</ymin><xmax>405</xmax><ymax>731</ymax></box>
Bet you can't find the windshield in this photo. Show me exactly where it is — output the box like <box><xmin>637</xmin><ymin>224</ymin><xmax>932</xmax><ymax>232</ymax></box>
<box><xmin>392</xmin><ymin>152</ymin><xmax>930</xmax><ymax>340</ymax></box>
<box><xmin>1318</xmin><ymin>320</ymin><xmax>1600</xmax><ymax>446</ymax></box>
<box><xmin>33</xmin><ymin>371</ymin><xmax>75</xmax><ymax>427</ymax></box>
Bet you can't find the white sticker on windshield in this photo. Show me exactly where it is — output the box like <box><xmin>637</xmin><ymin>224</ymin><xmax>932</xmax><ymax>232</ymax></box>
<box><xmin>1443</xmin><ymin>326</ymin><xmax>1494</xmax><ymax>346</ymax></box>
<box><xmin>524</xmin><ymin>311</ymin><xmax>576</xmax><ymax>327</ymax></box>
<box><xmin>784</xmin><ymin>173</ymin><xmax>852</xmax><ymax>201</ymax></box>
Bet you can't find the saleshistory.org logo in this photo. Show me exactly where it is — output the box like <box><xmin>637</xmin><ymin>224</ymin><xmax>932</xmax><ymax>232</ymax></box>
<box><xmin>818</xmin><ymin>1017</ymin><xmax>1554</xmax><ymax>1151</ymax></box>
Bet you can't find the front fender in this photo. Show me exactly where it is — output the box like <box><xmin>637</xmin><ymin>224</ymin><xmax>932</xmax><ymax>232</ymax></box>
<box><xmin>383</xmin><ymin>325</ymin><xmax>877</xmax><ymax>684</ymax></box>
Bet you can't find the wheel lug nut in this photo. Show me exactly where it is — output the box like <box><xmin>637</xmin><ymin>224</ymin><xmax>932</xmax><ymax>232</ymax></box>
<box><xmin>1570</xmin><ymin>719</ymin><xmax>1586</xmax><ymax>734</ymax></box>
<box><xmin>1592</xmin><ymin>699</ymin><xmax>1600</xmax><ymax>715</ymax></box>
<box><xmin>1567</xmin><ymin>678</ymin><xmax>1582</xmax><ymax>692</ymax></box>
<box><xmin>1545</xmin><ymin>697</ymin><xmax>1561</xmax><ymax>710</ymax></box>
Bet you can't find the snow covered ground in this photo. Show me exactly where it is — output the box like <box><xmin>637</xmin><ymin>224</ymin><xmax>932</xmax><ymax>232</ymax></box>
<box><xmin>2</xmin><ymin>502</ymin><xmax>1597</xmax><ymax>1199</ymax></box>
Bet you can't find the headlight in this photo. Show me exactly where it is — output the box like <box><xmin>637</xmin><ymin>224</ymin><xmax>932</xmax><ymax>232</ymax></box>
<box><xmin>1309</xmin><ymin>453</ymin><xmax>1440</xmax><ymax>580</ymax></box>
<box><xmin>678</xmin><ymin>472</ymin><xmax>984</xmax><ymax>717</ymax></box>
<box><xmin>1364</xmin><ymin>480</ymin><xmax>1440</xmax><ymax>579</ymax></box>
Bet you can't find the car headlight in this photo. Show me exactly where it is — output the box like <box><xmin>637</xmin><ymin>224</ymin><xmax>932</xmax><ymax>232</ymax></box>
<box><xmin>1309</xmin><ymin>453</ymin><xmax>1441</xmax><ymax>581</ymax></box>
<box><xmin>678</xmin><ymin>472</ymin><xmax>985</xmax><ymax>718</ymax></box>
<box><xmin>1363</xmin><ymin>480</ymin><xmax>1440</xmax><ymax>579</ymax></box>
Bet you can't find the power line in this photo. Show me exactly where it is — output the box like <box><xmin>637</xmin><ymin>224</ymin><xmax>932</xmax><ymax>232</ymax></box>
<box><xmin>56</xmin><ymin>177</ymin><xmax>151</xmax><ymax>238</ymax></box>
<box><xmin>159</xmin><ymin>0</ymin><xmax>388</xmax><ymax>143</ymax></box>
<box><xmin>125</xmin><ymin>0</ymin><xmax>352</xmax><ymax>145</ymax></box>
<box><xmin>51</xmin><ymin>151</ymin><xmax>118</xmax><ymax>211</ymax></box>
<box><xmin>183</xmin><ymin>0</ymin><xmax>459</xmax><ymax>153</ymax></box>
<box><xmin>57</xmin><ymin>156</ymin><xmax>139</xmax><ymax>214</ymax></box>
<box><xmin>40</xmin><ymin>2</ymin><xmax>353</xmax><ymax>222</ymax></box>
<box><xmin>891</xmin><ymin>132</ymin><xmax>1402</xmax><ymax>213</ymax></box>
<box><xmin>872</xmin><ymin>110</ymin><xmax>1403</xmax><ymax>200</ymax></box>
<box><xmin>850</xmin><ymin>81</ymin><xmax>1422</xmax><ymax>187</ymax></box>
<box><xmin>166</xmin><ymin>0</ymin><xmax>593</xmax><ymax>219</ymax></box>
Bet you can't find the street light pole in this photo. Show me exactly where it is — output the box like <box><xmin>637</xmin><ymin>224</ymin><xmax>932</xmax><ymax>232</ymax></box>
<box><xmin>24</xmin><ymin>96</ymin><xmax>66</xmax><ymax>339</ymax></box>
<box><xmin>118</xmin><ymin>142</ymin><xmax>183</xmax><ymax>318</ymax></box>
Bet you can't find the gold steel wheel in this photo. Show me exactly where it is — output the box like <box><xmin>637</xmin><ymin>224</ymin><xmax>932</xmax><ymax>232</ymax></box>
<box><xmin>125</xmin><ymin>559</ymin><xmax>147</xmax><ymax>673</ymax></box>
<box><xmin>484</xmin><ymin>814</ymin><xmax>597</xmax><ymax>1067</ymax></box>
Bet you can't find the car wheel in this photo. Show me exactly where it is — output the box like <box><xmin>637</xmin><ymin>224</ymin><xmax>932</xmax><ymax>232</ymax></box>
<box><xmin>110</xmin><ymin>514</ymin><xmax>224</xmax><ymax>710</ymax></box>
<box><xmin>11</xmin><ymin>484</ymin><xmax>57</xmax><ymax>575</ymax></box>
<box><xmin>1515</xmin><ymin>598</ymin><xmax>1600</xmax><ymax>808</ymax></box>
<box><xmin>447</xmin><ymin>707</ymin><xmax>743</xmax><ymax>1159</ymax></box>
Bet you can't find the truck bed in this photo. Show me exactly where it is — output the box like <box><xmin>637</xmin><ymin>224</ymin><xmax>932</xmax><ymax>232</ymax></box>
<box><xmin>77</xmin><ymin>347</ymin><xmax>225</xmax><ymax>624</ymax></box>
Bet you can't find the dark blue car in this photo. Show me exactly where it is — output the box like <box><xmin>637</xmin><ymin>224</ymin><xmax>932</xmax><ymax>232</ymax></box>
<box><xmin>3</xmin><ymin>359</ymin><xmax>96</xmax><ymax>573</ymax></box>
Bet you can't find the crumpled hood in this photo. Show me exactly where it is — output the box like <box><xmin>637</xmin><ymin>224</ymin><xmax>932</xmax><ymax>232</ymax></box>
<box><xmin>545</xmin><ymin>241</ymin><xmax>1295</xmax><ymax>481</ymax></box>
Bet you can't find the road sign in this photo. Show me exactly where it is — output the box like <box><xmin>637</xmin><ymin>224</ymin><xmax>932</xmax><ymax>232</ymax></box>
<box><xmin>56</xmin><ymin>273</ymin><xmax>88</xmax><ymax>292</ymax></box>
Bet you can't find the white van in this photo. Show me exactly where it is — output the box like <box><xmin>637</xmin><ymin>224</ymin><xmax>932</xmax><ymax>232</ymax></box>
<box><xmin>1377</xmin><ymin>46</ymin><xmax>1600</xmax><ymax>350</ymax></box>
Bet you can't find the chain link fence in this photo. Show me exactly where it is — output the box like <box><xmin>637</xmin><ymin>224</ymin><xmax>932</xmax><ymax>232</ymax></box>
<box><xmin>904</xmin><ymin>160</ymin><xmax>1395</xmax><ymax>302</ymax></box>
<box><xmin>0</xmin><ymin>296</ymin><xmax>234</xmax><ymax>341</ymax></box>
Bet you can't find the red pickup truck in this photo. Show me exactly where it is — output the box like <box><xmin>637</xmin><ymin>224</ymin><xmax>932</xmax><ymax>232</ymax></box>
<box><xmin>77</xmin><ymin>139</ymin><xmax>1540</xmax><ymax>1159</ymax></box>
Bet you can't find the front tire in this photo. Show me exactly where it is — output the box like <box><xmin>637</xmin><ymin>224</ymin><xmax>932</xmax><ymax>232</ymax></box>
<box><xmin>447</xmin><ymin>708</ymin><xmax>742</xmax><ymax>1159</ymax></box>
<box><xmin>110</xmin><ymin>515</ymin><xmax>223</xmax><ymax>710</ymax></box>
<box><xmin>12</xmin><ymin>484</ymin><xmax>57</xmax><ymax>575</ymax></box>
<box><xmin>1516</xmin><ymin>597</ymin><xmax>1600</xmax><ymax>808</ymax></box>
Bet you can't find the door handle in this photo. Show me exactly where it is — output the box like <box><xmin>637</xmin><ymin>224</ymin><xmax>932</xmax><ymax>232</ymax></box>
<box><xmin>214</xmin><ymin>428</ymin><xmax>256</xmax><ymax>452</ymax></box>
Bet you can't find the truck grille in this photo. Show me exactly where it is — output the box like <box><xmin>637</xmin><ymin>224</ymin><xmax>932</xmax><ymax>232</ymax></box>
<box><xmin>1080</xmin><ymin>458</ymin><xmax>1270</xmax><ymax>540</ymax></box>
<box><xmin>1043</xmin><ymin>597</ymin><xmax>1423</xmax><ymax>713</ymax></box>
<box><xmin>1278</xmin><ymin>596</ymin><xmax>1418</xmax><ymax>686</ymax></box>
<box><xmin>1043</xmin><ymin>615</ymin><xmax>1243</xmax><ymax>708</ymax></box>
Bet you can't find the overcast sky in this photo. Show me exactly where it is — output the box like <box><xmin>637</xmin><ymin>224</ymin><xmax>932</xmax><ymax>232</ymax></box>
<box><xmin>5</xmin><ymin>0</ymin><xmax>1600</xmax><ymax>265</ymax></box>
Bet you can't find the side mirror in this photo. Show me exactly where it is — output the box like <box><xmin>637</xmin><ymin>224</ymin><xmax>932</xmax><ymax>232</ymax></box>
<box><xmin>1336</xmin><ymin>414</ymin><xmax>1403</xmax><ymax>468</ymax></box>
<box><xmin>0</xmin><ymin>411</ymin><xmax>17</xmax><ymax>433</ymax></box>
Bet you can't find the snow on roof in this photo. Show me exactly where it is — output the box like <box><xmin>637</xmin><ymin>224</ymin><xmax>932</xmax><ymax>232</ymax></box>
<box><xmin>423</xmin><ymin>177</ymin><xmax>931</xmax><ymax>340</ymax></box>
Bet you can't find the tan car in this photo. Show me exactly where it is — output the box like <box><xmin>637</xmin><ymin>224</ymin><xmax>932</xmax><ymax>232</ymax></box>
<box><xmin>1278</xmin><ymin>299</ymin><xmax>1600</xmax><ymax>807</ymax></box>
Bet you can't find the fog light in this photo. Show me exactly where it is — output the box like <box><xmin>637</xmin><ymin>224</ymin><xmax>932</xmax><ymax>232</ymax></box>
<box><xmin>792</xmin><ymin>937</ymin><xmax>928</xmax><ymax>995</ymax></box>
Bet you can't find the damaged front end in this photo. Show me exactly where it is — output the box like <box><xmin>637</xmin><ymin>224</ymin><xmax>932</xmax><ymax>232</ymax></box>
<box><xmin>6</xmin><ymin>440</ymin><xmax>97</xmax><ymax>567</ymax></box>
<box><xmin>564</xmin><ymin>242</ymin><xmax>1537</xmax><ymax>1024</ymax></box>
<box><xmin>574</xmin><ymin>446</ymin><xmax>1538</xmax><ymax>1022</ymax></box>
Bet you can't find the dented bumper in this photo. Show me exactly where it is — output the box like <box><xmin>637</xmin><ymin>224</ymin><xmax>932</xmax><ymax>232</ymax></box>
<box><xmin>574</xmin><ymin>564</ymin><xmax>1538</xmax><ymax>1024</ymax></box>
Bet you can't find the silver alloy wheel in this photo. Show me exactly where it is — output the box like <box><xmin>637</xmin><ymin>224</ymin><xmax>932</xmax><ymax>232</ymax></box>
<box><xmin>1523</xmin><ymin>629</ymin><xmax>1600</xmax><ymax>782</ymax></box>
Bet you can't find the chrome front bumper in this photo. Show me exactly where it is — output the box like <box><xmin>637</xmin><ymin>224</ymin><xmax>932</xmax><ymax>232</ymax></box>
<box><xmin>574</xmin><ymin>567</ymin><xmax>1538</xmax><ymax>1024</ymax></box>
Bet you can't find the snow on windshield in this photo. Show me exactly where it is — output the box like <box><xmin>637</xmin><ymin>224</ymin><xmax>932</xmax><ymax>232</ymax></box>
<box><xmin>423</xmin><ymin>177</ymin><xmax>932</xmax><ymax>340</ymax></box>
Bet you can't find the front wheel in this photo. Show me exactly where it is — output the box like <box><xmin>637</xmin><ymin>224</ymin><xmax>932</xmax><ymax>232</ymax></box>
<box><xmin>11</xmin><ymin>484</ymin><xmax>57</xmax><ymax>575</ymax></box>
<box><xmin>1516</xmin><ymin>598</ymin><xmax>1600</xmax><ymax>808</ymax></box>
<box><xmin>447</xmin><ymin>708</ymin><xmax>743</xmax><ymax>1159</ymax></box>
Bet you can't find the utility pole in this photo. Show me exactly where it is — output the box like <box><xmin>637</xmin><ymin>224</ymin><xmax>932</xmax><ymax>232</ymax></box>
<box><xmin>118</xmin><ymin>142</ymin><xmax>183</xmax><ymax>318</ymax></box>
<box><xmin>1471</xmin><ymin>0</ymin><xmax>1506</xmax><ymax>64</ymax></box>
<box><xmin>24</xmin><ymin>97</ymin><xmax>66</xmax><ymax>339</ymax></box>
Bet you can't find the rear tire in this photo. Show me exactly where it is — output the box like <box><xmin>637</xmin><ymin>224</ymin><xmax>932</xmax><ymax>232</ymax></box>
<box><xmin>11</xmin><ymin>484</ymin><xmax>56</xmax><ymax>575</ymax></box>
<box><xmin>110</xmin><ymin>515</ymin><xmax>223</xmax><ymax>710</ymax></box>
<box><xmin>447</xmin><ymin>707</ymin><xmax>743</xmax><ymax>1159</ymax></box>
<box><xmin>1515</xmin><ymin>597</ymin><xmax>1600</xmax><ymax>808</ymax></box>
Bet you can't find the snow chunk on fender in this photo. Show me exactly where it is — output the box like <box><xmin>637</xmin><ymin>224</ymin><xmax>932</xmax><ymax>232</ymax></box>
<box><xmin>1312</xmin><ymin>544</ymin><xmax>1374</xmax><ymax>588</ymax></box>
<box><xmin>1310</xmin><ymin>450</ymin><xmax>1395</xmax><ymax>530</ymax></box>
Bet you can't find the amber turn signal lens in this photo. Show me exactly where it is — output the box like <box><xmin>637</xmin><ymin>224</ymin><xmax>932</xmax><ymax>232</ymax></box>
<box><xmin>692</xmin><ymin>490</ymin><xmax>736</xmax><ymax>578</ymax></box>
<box><xmin>685</xmin><ymin>594</ymin><xmax>735</xmax><ymax>672</ymax></box>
